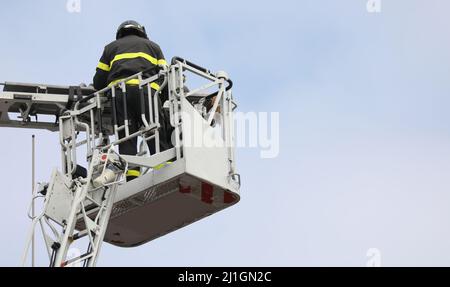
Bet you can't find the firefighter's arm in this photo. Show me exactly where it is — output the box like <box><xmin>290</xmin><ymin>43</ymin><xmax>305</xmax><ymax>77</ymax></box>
<box><xmin>156</xmin><ymin>45</ymin><xmax>167</xmax><ymax>67</ymax></box>
<box><xmin>93</xmin><ymin>47</ymin><xmax>111</xmax><ymax>90</ymax></box>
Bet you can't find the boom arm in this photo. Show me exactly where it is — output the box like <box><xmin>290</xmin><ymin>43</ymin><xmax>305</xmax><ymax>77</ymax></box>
<box><xmin>0</xmin><ymin>82</ymin><xmax>95</xmax><ymax>131</ymax></box>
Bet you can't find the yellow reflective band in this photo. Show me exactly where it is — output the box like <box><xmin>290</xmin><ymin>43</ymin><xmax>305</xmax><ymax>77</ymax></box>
<box><xmin>150</xmin><ymin>82</ymin><xmax>160</xmax><ymax>90</ymax></box>
<box><xmin>110</xmin><ymin>52</ymin><xmax>158</xmax><ymax>67</ymax></box>
<box><xmin>124</xmin><ymin>79</ymin><xmax>140</xmax><ymax>85</ymax></box>
<box><xmin>108</xmin><ymin>79</ymin><xmax>160</xmax><ymax>89</ymax></box>
<box><xmin>153</xmin><ymin>161</ymin><xmax>172</xmax><ymax>171</ymax></box>
<box><xmin>126</xmin><ymin>170</ymin><xmax>140</xmax><ymax>177</ymax></box>
<box><xmin>97</xmin><ymin>62</ymin><xmax>110</xmax><ymax>72</ymax></box>
<box><xmin>108</xmin><ymin>78</ymin><xmax>139</xmax><ymax>87</ymax></box>
<box><xmin>157</xmin><ymin>59</ymin><xmax>167</xmax><ymax>66</ymax></box>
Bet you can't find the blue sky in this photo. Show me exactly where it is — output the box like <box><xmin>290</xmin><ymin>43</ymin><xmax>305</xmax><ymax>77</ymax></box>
<box><xmin>1</xmin><ymin>0</ymin><xmax>450</xmax><ymax>266</ymax></box>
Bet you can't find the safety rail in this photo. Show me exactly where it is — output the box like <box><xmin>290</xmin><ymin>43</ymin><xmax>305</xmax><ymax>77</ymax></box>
<box><xmin>59</xmin><ymin>68</ymin><xmax>168</xmax><ymax>178</ymax></box>
<box><xmin>168</xmin><ymin>57</ymin><xmax>238</xmax><ymax>179</ymax></box>
<box><xmin>58</xmin><ymin>56</ymin><xmax>238</xmax><ymax>184</ymax></box>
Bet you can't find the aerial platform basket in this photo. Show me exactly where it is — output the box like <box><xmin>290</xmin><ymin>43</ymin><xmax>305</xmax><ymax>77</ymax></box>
<box><xmin>104</xmin><ymin>156</ymin><xmax>240</xmax><ymax>247</ymax></box>
<box><xmin>92</xmin><ymin>95</ymin><xmax>241</xmax><ymax>247</ymax></box>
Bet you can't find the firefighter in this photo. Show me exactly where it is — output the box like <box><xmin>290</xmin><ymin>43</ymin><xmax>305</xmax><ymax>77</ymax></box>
<box><xmin>93</xmin><ymin>20</ymin><xmax>172</xmax><ymax>181</ymax></box>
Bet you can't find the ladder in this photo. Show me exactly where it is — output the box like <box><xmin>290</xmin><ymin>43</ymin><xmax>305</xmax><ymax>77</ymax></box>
<box><xmin>22</xmin><ymin>148</ymin><xmax>125</xmax><ymax>267</ymax></box>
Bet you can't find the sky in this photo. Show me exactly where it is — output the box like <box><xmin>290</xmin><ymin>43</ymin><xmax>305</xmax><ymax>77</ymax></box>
<box><xmin>1</xmin><ymin>0</ymin><xmax>450</xmax><ymax>266</ymax></box>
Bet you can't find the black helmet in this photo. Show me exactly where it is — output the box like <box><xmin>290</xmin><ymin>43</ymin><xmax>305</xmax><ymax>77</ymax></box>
<box><xmin>116</xmin><ymin>20</ymin><xmax>147</xmax><ymax>39</ymax></box>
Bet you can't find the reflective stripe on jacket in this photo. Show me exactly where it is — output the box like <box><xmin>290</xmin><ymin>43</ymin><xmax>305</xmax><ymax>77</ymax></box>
<box><xmin>93</xmin><ymin>34</ymin><xmax>166</xmax><ymax>90</ymax></box>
